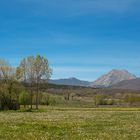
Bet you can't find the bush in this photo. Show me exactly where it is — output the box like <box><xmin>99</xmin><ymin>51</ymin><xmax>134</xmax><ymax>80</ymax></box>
<box><xmin>19</xmin><ymin>91</ymin><xmax>30</xmax><ymax>108</ymax></box>
<box><xmin>40</xmin><ymin>93</ymin><xmax>65</xmax><ymax>106</ymax></box>
<box><xmin>124</xmin><ymin>94</ymin><xmax>140</xmax><ymax>105</ymax></box>
<box><xmin>106</xmin><ymin>99</ymin><xmax>115</xmax><ymax>105</ymax></box>
<box><xmin>94</xmin><ymin>94</ymin><xmax>107</xmax><ymax>106</ymax></box>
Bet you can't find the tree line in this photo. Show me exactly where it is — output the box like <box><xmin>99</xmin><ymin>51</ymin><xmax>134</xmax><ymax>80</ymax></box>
<box><xmin>0</xmin><ymin>55</ymin><xmax>52</xmax><ymax>110</ymax></box>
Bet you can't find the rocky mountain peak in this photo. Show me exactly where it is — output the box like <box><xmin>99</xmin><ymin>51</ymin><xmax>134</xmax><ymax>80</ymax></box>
<box><xmin>92</xmin><ymin>69</ymin><xmax>136</xmax><ymax>87</ymax></box>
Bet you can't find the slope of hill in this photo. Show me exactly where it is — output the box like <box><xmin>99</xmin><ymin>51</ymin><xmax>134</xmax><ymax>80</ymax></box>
<box><xmin>92</xmin><ymin>69</ymin><xmax>136</xmax><ymax>87</ymax></box>
<box><xmin>49</xmin><ymin>77</ymin><xmax>91</xmax><ymax>87</ymax></box>
<box><xmin>112</xmin><ymin>78</ymin><xmax>140</xmax><ymax>90</ymax></box>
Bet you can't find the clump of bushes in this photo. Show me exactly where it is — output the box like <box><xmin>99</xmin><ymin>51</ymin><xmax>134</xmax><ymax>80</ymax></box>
<box><xmin>93</xmin><ymin>94</ymin><xmax>115</xmax><ymax>106</ymax></box>
<box><xmin>40</xmin><ymin>93</ymin><xmax>65</xmax><ymax>106</ymax></box>
<box><xmin>124</xmin><ymin>93</ymin><xmax>140</xmax><ymax>105</ymax></box>
<box><xmin>19</xmin><ymin>91</ymin><xmax>30</xmax><ymax>109</ymax></box>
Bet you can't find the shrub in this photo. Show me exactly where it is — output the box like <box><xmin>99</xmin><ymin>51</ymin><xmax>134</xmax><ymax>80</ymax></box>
<box><xmin>40</xmin><ymin>93</ymin><xmax>65</xmax><ymax>106</ymax></box>
<box><xmin>19</xmin><ymin>91</ymin><xmax>30</xmax><ymax>108</ymax></box>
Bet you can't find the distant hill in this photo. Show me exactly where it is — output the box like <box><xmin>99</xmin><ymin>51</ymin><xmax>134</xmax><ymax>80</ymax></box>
<box><xmin>111</xmin><ymin>78</ymin><xmax>140</xmax><ymax>90</ymax></box>
<box><xmin>49</xmin><ymin>77</ymin><xmax>91</xmax><ymax>87</ymax></box>
<box><xmin>92</xmin><ymin>69</ymin><xmax>136</xmax><ymax>87</ymax></box>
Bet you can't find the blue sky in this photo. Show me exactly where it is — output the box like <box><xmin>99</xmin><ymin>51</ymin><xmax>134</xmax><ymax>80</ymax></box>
<box><xmin>0</xmin><ymin>0</ymin><xmax>140</xmax><ymax>81</ymax></box>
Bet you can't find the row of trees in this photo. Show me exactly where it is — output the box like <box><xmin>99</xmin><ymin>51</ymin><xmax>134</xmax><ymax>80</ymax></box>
<box><xmin>93</xmin><ymin>94</ymin><xmax>115</xmax><ymax>106</ymax></box>
<box><xmin>93</xmin><ymin>93</ymin><xmax>140</xmax><ymax>106</ymax></box>
<box><xmin>0</xmin><ymin>55</ymin><xmax>52</xmax><ymax>110</ymax></box>
<box><xmin>124</xmin><ymin>94</ymin><xmax>140</xmax><ymax>105</ymax></box>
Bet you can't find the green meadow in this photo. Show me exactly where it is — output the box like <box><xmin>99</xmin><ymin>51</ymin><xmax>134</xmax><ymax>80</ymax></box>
<box><xmin>0</xmin><ymin>107</ymin><xmax>139</xmax><ymax>140</ymax></box>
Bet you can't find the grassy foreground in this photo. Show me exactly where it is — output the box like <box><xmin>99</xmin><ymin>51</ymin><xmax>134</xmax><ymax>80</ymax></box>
<box><xmin>0</xmin><ymin>108</ymin><xmax>140</xmax><ymax>140</ymax></box>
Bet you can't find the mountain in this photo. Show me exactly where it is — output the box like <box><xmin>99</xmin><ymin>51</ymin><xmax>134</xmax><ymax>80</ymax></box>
<box><xmin>49</xmin><ymin>77</ymin><xmax>91</xmax><ymax>87</ymax></box>
<box><xmin>92</xmin><ymin>69</ymin><xmax>136</xmax><ymax>87</ymax></box>
<box><xmin>48</xmin><ymin>69</ymin><xmax>136</xmax><ymax>88</ymax></box>
<box><xmin>112</xmin><ymin>78</ymin><xmax>140</xmax><ymax>90</ymax></box>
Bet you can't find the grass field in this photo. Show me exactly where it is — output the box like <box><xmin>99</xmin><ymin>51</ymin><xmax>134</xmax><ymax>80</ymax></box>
<box><xmin>0</xmin><ymin>107</ymin><xmax>140</xmax><ymax>140</ymax></box>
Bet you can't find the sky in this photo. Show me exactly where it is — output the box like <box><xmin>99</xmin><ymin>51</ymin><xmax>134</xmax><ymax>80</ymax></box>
<box><xmin>0</xmin><ymin>0</ymin><xmax>140</xmax><ymax>81</ymax></box>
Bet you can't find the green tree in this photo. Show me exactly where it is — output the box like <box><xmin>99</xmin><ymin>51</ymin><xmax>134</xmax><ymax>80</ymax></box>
<box><xmin>40</xmin><ymin>93</ymin><xmax>50</xmax><ymax>105</ymax></box>
<box><xmin>124</xmin><ymin>94</ymin><xmax>140</xmax><ymax>105</ymax></box>
<box><xmin>19</xmin><ymin>91</ymin><xmax>30</xmax><ymax>109</ymax></box>
<box><xmin>94</xmin><ymin>94</ymin><xmax>107</xmax><ymax>106</ymax></box>
<box><xmin>0</xmin><ymin>59</ymin><xmax>21</xmax><ymax>110</ymax></box>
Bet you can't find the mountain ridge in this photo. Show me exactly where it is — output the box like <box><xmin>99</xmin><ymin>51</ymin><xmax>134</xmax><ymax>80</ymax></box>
<box><xmin>111</xmin><ymin>78</ymin><xmax>140</xmax><ymax>90</ymax></box>
<box><xmin>49</xmin><ymin>69</ymin><xmax>136</xmax><ymax>87</ymax></box>
<box><xmin>49</xmin><ymin>77</ymin><xmax>91</xmax><ymax>87</ymax></box>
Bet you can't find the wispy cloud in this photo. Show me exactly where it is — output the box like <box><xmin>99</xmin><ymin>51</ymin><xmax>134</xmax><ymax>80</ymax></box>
<box><xmin>53</xmin><ymin>66</ymin><xmax>109</xmax><ymax>73</ymax></box>
<box><xmin>17</xmin><ymin>0</ymin><xmax>140</xmax><ymax>17</ymax></box>
<box><xmin>51</xmin><ymin>66</ymin><xmax>111</xmax><ymax>81</ymax></box>
<box><xmin>51</xmin><ymin>65</ymin><xmax>140</xmax><ymax>81</ymax></box>
<box><xmin>2</xmin><ymin>0</ymin><xmax>139</xmax><ymax>18</ymax></box>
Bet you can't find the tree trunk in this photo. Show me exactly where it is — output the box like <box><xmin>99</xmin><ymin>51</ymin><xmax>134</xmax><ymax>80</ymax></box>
<box><xmin>30</xmin><ymin>89</ymin><xmax>33</xmax><ymax>109</ymax></box>
<box><xmin>36</xmin><ymin>83</ymin><xmax>39</xmax><ymax>109</ymax></box>
<box><xmin>67</xmin><ymin>92</ymin><xmax>70</xmax><ymax>101</ymax></box>
<box><xmin>24</xmin><ymin>104</ymin><xmax>26</xmax><ymax>109</ymax></box>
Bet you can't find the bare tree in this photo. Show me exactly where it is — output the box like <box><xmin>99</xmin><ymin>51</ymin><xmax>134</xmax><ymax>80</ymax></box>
<box><xmin>17</xmin><ymin>55</ymin><xmax>52</xmax><ymax>109</ymax></box>
<box><xmin>17</xmin><ymin>56</ymin><xmax>34</xmax><ymax>109</ymax></box>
